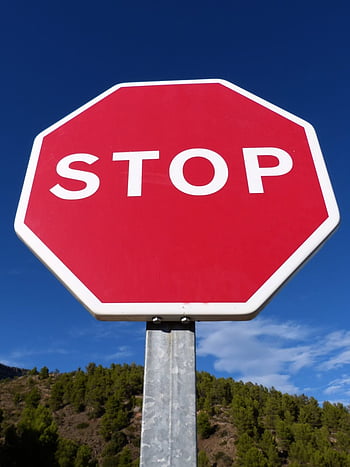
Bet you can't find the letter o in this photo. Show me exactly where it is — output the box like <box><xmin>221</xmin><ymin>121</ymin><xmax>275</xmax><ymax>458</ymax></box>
<box><xmin>169</xmin><ymin>148</ymin><xmax>228</xmax><ymax>195</ymax></box>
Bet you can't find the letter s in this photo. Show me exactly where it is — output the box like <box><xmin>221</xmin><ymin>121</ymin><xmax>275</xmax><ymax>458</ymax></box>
<box><xmin>49</xmin><ymin>153</ymin><xmax>100</xmax><ymax>200</ymax></box>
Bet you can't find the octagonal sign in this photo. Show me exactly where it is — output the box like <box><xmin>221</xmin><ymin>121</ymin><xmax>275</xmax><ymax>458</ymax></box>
<box><xmin>15</xmin><ymin>79</ymin><xmax>339</xmax><ymax>321</ymax></box>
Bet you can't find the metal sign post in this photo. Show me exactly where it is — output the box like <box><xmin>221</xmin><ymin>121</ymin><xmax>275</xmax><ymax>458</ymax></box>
<box><xmin>140</xmin><ymin>320</ymin><xmax>197</xmax><ymax>466</ymax></box>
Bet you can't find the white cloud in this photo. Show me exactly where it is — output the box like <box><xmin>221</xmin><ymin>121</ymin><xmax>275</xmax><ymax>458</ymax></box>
<box><xmin>197</xmin><ymin>319</ymin><xmax>350</xmax><ymax>397</ymax></box>
<box><xmin>241</xmin><ymin>373</ymin><xmax>299</xmax><ymax>395</ymax></box>
<box><xmin>0</xmin><ymin>346</ymin><xmax>70</xmax><ymax>369</ymax></box>
<box><xmin>197</xmin><ymin>319</ymin><xmax>312</xmax><ymax>393</ymax></box>
<box><xmin>316</xmin><ymin>331</ymin><xmax>350</xmax><ymax>371</ymax></box>
<box><xmin>105</xmin><ymin>346</ymin><xmax>133</xmax><ymax>361</ymax></box>
<box><xmin>324</xmin><ymin>376</ymin><xmax>350</xmax><ymax>396</ymax></box>
<box><xmin>320</xmin><ymin>350</ymin><xmax>350</xmax><ymax>371</ymax></box>
<box><xmin>321</xmin><ymin>331</ymin><xmax>350</xmax><ymax>352</ymax></box>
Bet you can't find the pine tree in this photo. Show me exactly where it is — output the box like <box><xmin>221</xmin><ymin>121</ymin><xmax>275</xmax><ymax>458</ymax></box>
<box><xmin>100</xmin><ymin>393</ymin><xmax>130</xmax><ymax>441</ymax></box>
<box><xmin>197</xmin><ymin>411</ymin><xmax>212</xmax><ymax>439</ymax></box>
<box><xmin>74</xmin><ymin>444</ymin><xmax>97</xmax><ymax>466</ymax></box>
<box><xmin>39</xmin><ymin>366</ymin><xmax>50</xmax><ymax>379</ymax></box>
<box><xmin>55</xmin><ymin>438</ymin><xmax>79</xmax><ymax>466</ymax></box>
<box><xmin>259</xmin><ymin>430</ymin><xmax>281</xmax><ymax>466</ymax></box>
<box><xmin>275</xmin><ymin>418</ymin><xmax>293</xmax><ymax>452</ymax></box>
<box><xmin>71</xmin><ymin>370</ymin><xmax>87</xmax><ymax>412</ymax></box>
<box><xmin>241</xmin><ymin>447</ymin><xmax>268</xmax><ymax>467</ymax></box>
<box><xmin>235</xmin><ymin>432</ymin><xmax>255</xmax><ymax>465</ymax></box>
<box><xmin>50</xmin><ymin>379</ymin><xmax>65</xmax><ymax>411</ymax></box>
<box><xmin>298</xmin><ymin>397</ymin><xmax>321</xmax><ymax>428</ymax></box>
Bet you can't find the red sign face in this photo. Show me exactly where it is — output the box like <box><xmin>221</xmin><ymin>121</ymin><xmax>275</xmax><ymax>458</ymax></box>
<box><xmin>15</xmin><ymin>80</ymin><xmax>339</xmax><ymax>321</ymax></box>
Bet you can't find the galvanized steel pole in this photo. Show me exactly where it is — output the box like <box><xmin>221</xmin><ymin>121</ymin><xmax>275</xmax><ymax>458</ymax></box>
<box><xmin>140</xmin><ymin>321</ymin><xmax>197</xmax><ymax>466</ymax></box>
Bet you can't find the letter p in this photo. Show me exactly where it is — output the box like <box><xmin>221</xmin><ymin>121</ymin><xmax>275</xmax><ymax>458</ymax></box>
<box><xmin>243</xmin><ymin>147</ymin><xmax>293</xmax><ymax>193</ymax></box>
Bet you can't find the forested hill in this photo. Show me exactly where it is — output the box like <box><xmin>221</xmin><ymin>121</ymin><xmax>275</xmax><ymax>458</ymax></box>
<box><xmin>1</xmin><ymin>364</ymin><xmax>350</xmax><ymax>466</ymax></box>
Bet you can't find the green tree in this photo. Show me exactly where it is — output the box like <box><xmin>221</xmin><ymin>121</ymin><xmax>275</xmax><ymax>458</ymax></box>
<box><xmin>39</xmin><ymin>366</ymin><xmax>50</xmax><ymax>379</ymax></box>
<box><xmin>275</xmin><ymin>418</ymin><xmax>293</xmax><ymax>452</ymax></box>
<box><xmin>314</xmin><ymin>425</ymin><xmax>330</xmax><ymax>451</ymax></box>
<box><xmin>74</xmin><ymin>444</ymin><xmax>97</xmax><ymax>467</ymax></box>
<box><xmin>241</xmin><ymin>447</ymin><xmax>268</xmax><ymax>467</ymax></box>
<box><xmin>235</xmin><ymin>432</ymin><xmax>255</xmax><ymax>465</ymax></box>
<box><xmin>202</xmin><ymin>393</ymin><xmax>215</xmax><ymax>416</ymax></box>
<box><xmin>263</xmin><ymin>393</ymin><xmax>281</xmax><ymax>430</ymax></box>
<box><xmin>232</xmin><ymin>393</ymin><xmax>260</xmax><ymax>438</ymax></box>
<box><xmin>196</xmin><ymin>372</ymin><xmax>215</xmax><ymax>410</ymax></box>
<box><xmin>310</xmin><ymin>449</ymin><xmax>325</xmax><ymax>466</ymax></box>
<box><xmin>198</xmin><ymin>450</ymin><xmax>210</xmax><ymax>466</ymax></box>
<box><xmin>50</xmin><ymin>379</ymin><xmax>65</xmax><ymax>411</ymax></box>
<box><xmin>29</xmin><ymin>366</ymin><xmax>39</xmax><ymax>376</ymax></box>
<box><xmin>322</xmin><ymin>447</ymin><xmax>349</xmax><ymax>466</ymax></box>
<box><xmin>55</xmin><ymin>438</ymin><xmax>79</xmax><ymax>466</ymax></box>
<box><xmin>259</xmin><ymin>430</ymin><xmax>281</xmax><ymax>466</ymax></box>
<box><xmin>298</xmin><ymin>397</ymin><xmax>321</xmax><ymax>428</ymax></box>
<box><xmin>197</xmin><ymin>411</ymin><xmax>212</xmax><ymax>439</ymax></box>
<box><xmin>116</xmin><ymin>446</ymin><xmax>132</xmax><ymax>466</ymax></box>
<box><xmin>4</xmin><ymin>405</ymin><xmax>59</xmax><ymax>466</ymax></box>
<box><xmin>71</xmin><ymin>370</ymin><xmax>87</xmax><ymax>412</ymax></box>
<box><xmin>100</xmin><ymin>393</ymin><xmax>130</xmax><ymax>441</ymax></box>
<box><xmin>322</xmin><ymin>401</ymin><xmax>343</xmax><ymax>431</ymax></box>
<box><xmin>281</xmin><ymin>393</ymin><xmax>299</xmax><ymax>422</ymax></box>
<box><xmin>336</xmin><ymin>430</ymin><xmax>350</xmax><ymax>451</ymax></box>
<box><xmin>289</xmin><ymin>440</ymin><xmax>313</xmax><ymax>465</ymax></box>
<box><xmin>25</xmin><ymin>387</ymin><xmax>41</xmax><ymax>408</ymax></box>
<box><xmin>58</xmin><ymin>373</ymin><xmax>74</xmax><ymax>407</ymax></box>
<box><xmin>292</xmin><ymin>422</ymin><xmax>314</xmax><ymax>444</ymax></box>
<box><xmin>103</xmin><ymin>432</ymin><xmax>128</xmax><ymax>456</ymax></box>
<box><xmin>13</xmin><ymin>392</ymin><xmax>22</xmax><ymax>405</ymax></box>
<box><xmin>85</xmin><ymin>364</ymin><xmax>109</xmax><ymax>418</ymax></box>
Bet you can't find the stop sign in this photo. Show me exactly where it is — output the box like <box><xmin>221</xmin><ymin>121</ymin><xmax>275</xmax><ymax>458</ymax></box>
<box><xmin>15</xmin><ymin>79</ymin><xmax>339</xmax><ymax>321</ymax></box>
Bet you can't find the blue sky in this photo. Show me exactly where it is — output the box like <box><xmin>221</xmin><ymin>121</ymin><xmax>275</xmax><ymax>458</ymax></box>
<box><xmin>1</xmin><ymin>1</ymin><xmax>349</xmax><ymax>404</ymax></box>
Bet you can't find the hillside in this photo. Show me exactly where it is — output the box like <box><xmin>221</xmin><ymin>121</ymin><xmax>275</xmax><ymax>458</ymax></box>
<box><xmin>0</xmin><ymin>364</ymin><xmax>27</xmax><ymax>381</ymax></box>
<box><xmin>1</xmin><ymin>364</ymin><xmax>350</xmax><ymax>466</ymax></box>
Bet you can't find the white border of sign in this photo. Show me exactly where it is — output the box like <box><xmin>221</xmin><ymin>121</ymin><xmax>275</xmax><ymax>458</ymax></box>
<box><xmin>15</xmin><ymin>79</ymin><xmax>340</xmax><ymax>321</ymax></box>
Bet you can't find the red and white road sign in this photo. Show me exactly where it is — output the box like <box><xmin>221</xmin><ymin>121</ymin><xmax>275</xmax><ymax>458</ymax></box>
<box><xmin>15</xmin><ymin>79</ymin><xmax>340</xmax><ymax>321</ymax></box>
